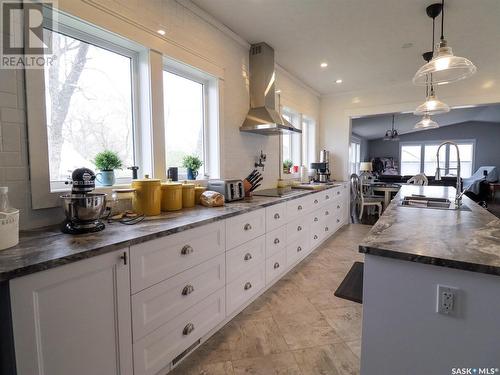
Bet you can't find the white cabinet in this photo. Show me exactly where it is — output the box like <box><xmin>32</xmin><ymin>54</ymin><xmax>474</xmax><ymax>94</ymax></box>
<box><xmin>10</xmin><ymin>249</ymin><xmax>133</xmax><ymax>375</ymax></box>
<box><xmin>265</xmin><ymin>202</ymin><xmax>287</xmax><ymax>232</ymax></box>
<box><xmin>226</xmin><ymin>235</ymin><xmax>266</xmax><ymax>283</ymax></box>
<box><xmin>265</xmin><ymin>226</ymin><xmax>286</xmax><ymax>258</ymax></box>
<box><xmin>265</xmin><ymin>248</ymin><xmax>287</xmax><ymax>285</ymax></box>
<box><xmin>226</xmin><ymin>209</ymin><xmax>266</xmax><ymax>249</ymax></box>
<box><xmin>226</xmin><ymin>262</ymin><xmax>266</xmax><ymax>316</ymax></box>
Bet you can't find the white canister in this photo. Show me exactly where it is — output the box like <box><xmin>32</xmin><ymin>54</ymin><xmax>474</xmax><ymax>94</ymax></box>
<box><xmin>300</xmin><ymin>165</ymin><xmax>309</xmax><ymax>183</ymax></box>
<box><xmin>0</xmin><ymin>209</ymin><xmax>19</xmax><ymax>250</ymax></box>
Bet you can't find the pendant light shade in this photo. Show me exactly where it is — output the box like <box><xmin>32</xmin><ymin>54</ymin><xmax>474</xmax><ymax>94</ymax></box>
<box><xmin>414</xmin><ymin>90</ymin><xmax>450</xmax><ymax>115</ymax></box>
<box><xmin>413</xmin><ymin>42</ymin><xmax>477</xmax><ymax>86</ymax></box>
<box><xmin>415</xmin><ymin>114</ymin><xmax>439</xmax><ymax>129</ymax></box>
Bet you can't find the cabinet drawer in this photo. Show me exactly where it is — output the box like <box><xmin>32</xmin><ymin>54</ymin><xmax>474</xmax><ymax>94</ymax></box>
<box><xmin>286</xmin><ymin>216</ymin><xmax>310</xmax><ymax>243</ymax></box>
<box><xmin>133</xmin><ymin>288</ymin><xmax>225</xmax><ymax>375</ymax></box>
<box><xmin>226</xmin><ymin>236</ymin><xmax>266</xmax><ymax>283</ymax></box>
<box><xmin>265</xmin><ymin>226</ymin><xmax>286</xmax><ymax>258</ymax></box>
<box><xmin>265</xmin><ymin>203</ymin><xmax>287</xmax><ymax>232</ymax></box>
<box><xmin>286</xmin><ymin>236</ymin><xmax>310</xmax><ymax>267</ymax></box>
<box><xmin>323</xmin><ymin>188</ymin><xmax>334</xmax><ymax>204</ymax></box>
<box><xmin>130</xmin><ymin>221</ymin><xmax>225</xmax><ymax>293</ymax></box>
<box><xmin>266</xmin><ymin>248</ymin><xmax>287</xmax><ymax>285</ymax></box>
<box><xmin>310</xmin><ymin>193</ymin><xmax>323</xmax><ymax>210</ymax></box>
<box><xmin>286</xmin><ymin>195</ymin><xmax>310</xmax><ymax>221</ymax></box>
<box><xmin>226</xmin><ymin>209</ymin><xmax>265</xmax><ymax>249</ymax></box>
<box><xmin>226</xmin><ymin>262</ymin><xmax>265</xmax><ymax>316</ymax></box>
<box><xmin>131</xmin><ymin>254</ymin><xmax>225</xmax><ymax>341</ymax></box>
<box><xmin>311</xmin><ymin>225</ymin><xmax>325</xmax><ymax>248</ymax></box>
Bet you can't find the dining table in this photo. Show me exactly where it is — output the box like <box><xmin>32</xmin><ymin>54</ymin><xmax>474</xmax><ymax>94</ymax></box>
<box><xmin>364</xmin><ymin>181</ymin><xmax>402</xmax><ymax>208</ymax></box>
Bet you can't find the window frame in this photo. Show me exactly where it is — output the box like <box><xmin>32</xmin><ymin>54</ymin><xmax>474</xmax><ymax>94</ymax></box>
<box><xmin>399</xmin><ymin>139</ymin><xmax>476</xmax><ymax>177</ymax></box>
<box><xmin>26</xmin><ymin>10</ymin><xmax>148</xmax><ymax>209</ymax></box>
<box><xmin>350</xmin><ymin>137</ymin><xmax>361</xmax><ymax>175</ymax></box>
<box><xmin>281</xmin><ymin>107</ymin><xmax>302</xmax><ymax>168</ymax></box>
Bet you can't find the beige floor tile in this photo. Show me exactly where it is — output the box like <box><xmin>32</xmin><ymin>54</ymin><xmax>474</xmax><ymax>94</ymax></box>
<box><xmin>232</xmin><ymin>352</ymin><xmax>302</xmax><ymax>375</ymax></box>
<box><xmin>265</xmin><ymin>283</ymin><xmax>316</xmax><ymax>316</ymax></box>
<box><xmin>320</xmin><ymin>306</ymin><xmax>363</xmax><ymax>342</ymax></box>
<box><xmin>181</xmin><ymin>330</ymin><xmax>232</xmax><ymax>366</ymax></box>
<box><xmin>235</xmin><ymin>294</ymin><xmax>273</xmax><ymax>321</ymax></box>
<box><xmin>292</xmin><ymin>343</ymin><xmax>360</xmax><ymax>375</ymax></box>
<box><xmin>170</xmin><ymin>360</ymin><xmax>234</xmax><ymax>375</ymax></box>
<box><xmin>345</xmin><ymin>340</ymin><xmax>362</xmax><ymax>359</ymax></box>
<box><xmin>274</xmin><ymin>310</ymin><xmax>343</xmax><ymax>350</ymax></box>
<box><xmin>223</xmin><ymin>317</ymin><xmax>289</xmax><ymax>360</ymax></box>
<box><xmin>306</xmin><ymin>289</ymin><xmax>360</xmax><ymax>310</ymax></box>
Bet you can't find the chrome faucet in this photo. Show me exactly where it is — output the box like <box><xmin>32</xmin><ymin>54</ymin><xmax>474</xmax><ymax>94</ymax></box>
<box><xmin>435</xmin><ymin>141</ymin><xmax>463</xmax><ymax>207</ymax></box>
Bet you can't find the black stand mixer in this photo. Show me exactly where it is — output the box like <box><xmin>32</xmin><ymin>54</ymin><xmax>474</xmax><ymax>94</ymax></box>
<box><xmin>60</xmin><ymin>168</ymin><xmax>107</xmax><ymax>234</ymax></box>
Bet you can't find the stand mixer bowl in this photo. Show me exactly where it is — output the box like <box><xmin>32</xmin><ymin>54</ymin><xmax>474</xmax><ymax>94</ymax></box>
<box><xmin>60</xmin><ymin>193</ymin><xmax>107</xmax><ymax>223</ymax></box>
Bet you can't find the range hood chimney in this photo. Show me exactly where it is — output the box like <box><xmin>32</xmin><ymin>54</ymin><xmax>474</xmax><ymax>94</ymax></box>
<box><xmin>240</xmin><ymin>43</ymin><xmax>302</xmax><ymax>135</ymax></box>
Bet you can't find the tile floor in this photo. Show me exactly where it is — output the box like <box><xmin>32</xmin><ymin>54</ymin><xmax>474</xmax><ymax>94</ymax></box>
<box><xmin>171</xmin><ymin>224</ymin><xmax>372</xmax><ymax>375</ymax></box>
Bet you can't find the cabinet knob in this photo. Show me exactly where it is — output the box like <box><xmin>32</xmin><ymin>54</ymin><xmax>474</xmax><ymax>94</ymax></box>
<box><xmin>314</xmin><ymin>199</ymin><xmax>318</xmax><ymax>204</ymax></box>
<box><xmin>274</xmin><ymin>238</ymin><xmax>280</xmax><ymax>245</ymax></box>
<box><xmin>181</xmin><ymin>245</ymin><xmax>194</xmax><ymax>255</ymax></box>
<box><xmin>297</xmin><ymin>205</ymin><xmax>303</xmax><ymax>211</ymax></box>
<box><xmin>325</xmin><ymin>211</ymin><xmax>329</xmax><ymax>216</ymax></box>
<box><xmin>244</xmin><ymin>223</ymin><xmax>252</xmax><ymax>231</ymax></box>
<box><xmin>182</xmin><ymin>284</ymin><xmax>195</xmax><ymax>296</ymax></box>
<box><xmin>244</xmin><ymin>282</ymin><xmax>252</xmax><ymax>290</ymax></box>
<box><xmin>337</xmin><ymin>191</ymin><xmax>340</xmax><ymax>195</ymax></box>
<box><xmin>297</xmin><ymin>246</ymin><xmax>302</xmax><ymax>252</ymax></box>
<box><xmin>244</xmin><ymin>252</ymin><xmax>253</xmax><ymax>261</ymax></box>
<box><xmin>183</xmin><ymin>323</ymin><xmax>195</xmax><ymax>336</ymax></box>
<box><xmin>314</xmin><ymin>235</ymin><xmax>318</xmax><ymax>240</ymax></box>
<box><xmin>314</xmin><ymin>217</ymin><xmax>318</xmax><ymax>222</ymax></box>
<box><xmin>297</xmin><ymin>225</ymin><xmax>302</xmax><ymax>232</ymax></box>
<box><xmin>274</xmin><ymin>262</ymin><xmax>280</xmax><ymax>269</ymax></box>
<box><xmin>326</xmin><ymin>195</ymin><xmax>330</xmax><ymax>200</ymax></box>
<box><xmin>337</xmin><ymin>205</ymin><xmax>340</xmax><ymax>209</ymax></box>
<box><xmin>325</xmin><ymin>226</ymin><xmax>329</xmax><ymax>232</ymax></box>
<box><xmin>274</xmin><ymin>213</ymin><xmax>280</xmax><ymax>219</ymax></box>
<box><xmin>336</xmin><ymin>219</ymin><xmax>340</xmax><ymax>223</ymax></box>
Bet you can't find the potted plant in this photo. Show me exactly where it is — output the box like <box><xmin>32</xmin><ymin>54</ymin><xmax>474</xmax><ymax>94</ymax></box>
<box><xmin>182</xmin><ymin>155</ymin><xmax>203</xmax><ymax>180</ymax></box>
<box><xmin>283</xmin><ymin>159</ymin><xmax>293</xmax><ymax>174</ymax></box>
<box><xmin>93</xmin><ymin>150</ymin><xmax>123</xmax><ymax>186</ymax></box>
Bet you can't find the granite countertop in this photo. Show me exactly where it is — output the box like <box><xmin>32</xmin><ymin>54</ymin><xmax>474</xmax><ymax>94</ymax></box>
<box><xmin>359</xmin><ymin>185</ymin><xmax>500</xmax><ymax>276</ymax></box>
<box><xmin>0</xmin><ymin>185</ymin><xmax>344</xmax><ymax>281</ymax></box>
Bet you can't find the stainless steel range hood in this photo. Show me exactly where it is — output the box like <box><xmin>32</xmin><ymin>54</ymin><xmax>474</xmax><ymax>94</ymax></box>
<box><xmin>240</xmin><ymin>43</ymin><xmax>302</xmax><ymax>135</ymax></box>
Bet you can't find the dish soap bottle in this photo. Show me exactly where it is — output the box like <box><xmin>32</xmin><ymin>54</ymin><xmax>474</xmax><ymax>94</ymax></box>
<box><xmin>0</xmin><ymin>187</ymin><xmax>20</xmax><ymax>250</ymax></box>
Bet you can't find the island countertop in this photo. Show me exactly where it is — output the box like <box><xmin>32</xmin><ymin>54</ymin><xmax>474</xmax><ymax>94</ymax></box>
<box><xmin>0</xmin><ymin>184</ymin><xmax>346</xmax><ymax>281</ymax></box>
<box><xmin>359</xmin><ymin>185</ymin><xmax>500</xmax><ymax>276</ymax></box>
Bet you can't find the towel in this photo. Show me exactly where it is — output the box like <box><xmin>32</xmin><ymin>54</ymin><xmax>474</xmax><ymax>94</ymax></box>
<box><xmin>462</xmin><ymin>166</ymin><xmax>498</xmax><ymax>195</ymax></box>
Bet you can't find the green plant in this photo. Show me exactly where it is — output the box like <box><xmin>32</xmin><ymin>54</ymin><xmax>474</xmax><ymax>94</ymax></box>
<box><xmin>181</xmin><ymin>154</ymin><xmax>203</xmax><ymax>171</ymax></box>
<box><xmin>93</xmin><ymin>150</ymin><xmax>123</xmax><ymax>171</ymax></box>
<box><xmin>283</xmin><ymin>159</ymin><xmax>293</xmax><ymax>169</ymax></box>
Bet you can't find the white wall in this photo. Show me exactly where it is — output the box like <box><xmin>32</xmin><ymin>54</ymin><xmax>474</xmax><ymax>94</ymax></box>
<box><xmin>320</xmin><ymin>72</ymin><xmax>500</xmax><ymax>181</ymax></box>
<box><xmin>0</xmin><ymin>0</ymin><xmax>320</xmax><ymax>229</ymax></box>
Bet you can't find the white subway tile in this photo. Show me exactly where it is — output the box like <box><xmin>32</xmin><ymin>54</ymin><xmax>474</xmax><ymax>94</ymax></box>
<box><xmin>1</xmin><ymin>123</ymin><xmax>21</xmax><ymax>151</ymax></box>
<box><xmin>0</xmin><ymin>107</ymin><xmax>25</xmax><ymax>123</ymax></box>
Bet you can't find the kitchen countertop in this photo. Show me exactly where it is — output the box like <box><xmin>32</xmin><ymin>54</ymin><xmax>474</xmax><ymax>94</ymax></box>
<box><xmin>359</xmin><ymin>185</ymin><xmax>500</xmax><ymax>276</ymax></box>
<box><xmin>0</xmin><ymin>184</ymin><xmax>345</xmax><ymax>281</ymax></box>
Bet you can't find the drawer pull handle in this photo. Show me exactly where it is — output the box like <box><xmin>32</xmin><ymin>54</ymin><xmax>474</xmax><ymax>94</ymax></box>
<box><xmin>336</xmin><ymin>219</ymin><xmax>340</xmax><ymax>223</ymax></box>
<box><xmin>314</xmin><ymin>199</ymin><xmax>319</xmax><ymax>204</ymax></box>
<box><xmin>120</xmin><ymin>251</ymin><xmax>127</xmax><ymax>265</ymax></box>
<box><xmin>244</xmin><ymin>252</ymin><xmax>253</xmax><ymax>261</ymax></box>
<box><xmin>297</xmin><ymin>225</ymin><xmax>302</xmax><ymax>232</ymax></box>
<box><xmin>182</xmin><ymin>284</ymin><xmax>195</xmax><ymax>296</ymax></box>
<box><xmin>337</xmin><ymin>191</ymin><xmax>340</xmax><ymax>195</ymax></box>
<box><xmin>274</xmin><ymin>238</ymin><xmax>280</xmax><ymax>245</ymax></box>
<box><xmin>181</xmin><ymin>245</ymin><xmax>194</xmax><ymax>255</ymax></box>
<box><xmin>326</xmin><ymin>195</ymin><xmax>330</xmax><ymax>199</ymax></box>
<box><xmin>325</xmin><ymin>226</ymin><xmax>329</xmax><ymax>232</ymax></box>
<box><xmin>244</xmin><ymin>223</ymin><xmax>252</xmax><ymax>231</ymax></box>
<box><xmin>314</xmin><ymin>235</ymin><xmax>318</xmax><ymax>240</ymax></box>
<box><xmin>314</xmin><ymin>217</ymin><xmax>318</xmax><ymax>222</ymax></box>
<box><xmin>183</xmin><ymin>323</ymin><xmax>195</xmax><ymax>336</ymax></box>
<box><xmin>297</xmin><ymin>246</ymin><xmax>302</xmax><ymax>252</ymax></box>
<box><xmin>297</xmin><ymin>205</ymin><xmax>303</xmax><ymax>211</ymax></box>
<box><xmin>244</xmin><ymin>282</ymin><xmax>252</xmax><ymax>290</ymax></box>
<box><xmin>337</xmin><ymin>205</ymin><xmax>340</xmax><ymax>209</ymax></box>
<box><xmin>274</xmin><ymin>262</ymin><xmax>280</xmax><ymax>269</ymax></box>
<box><xmin>274</xmin><ymin>213</ymin><xmax>280</xmax><ymax>219</ymax></box>
<box><xmin>325</xmin><ymin>211</ymin><xmax>330</xmax><ymax>216</ymax></box>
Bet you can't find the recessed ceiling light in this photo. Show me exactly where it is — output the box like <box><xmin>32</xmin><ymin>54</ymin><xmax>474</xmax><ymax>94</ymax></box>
<box><xmin>320</xmin><ymin>62</ymin><xmax>328</xmax><ymax>68</ymax></box>
<box><xmin>335</xmin><ymin>79</ymin><xmax>343</xmax><ymax>84</ymax></box>
<box><xmin>157</xmin><ymin>29</ymin><xmax>166</xmax><ymax>36</ymax></box>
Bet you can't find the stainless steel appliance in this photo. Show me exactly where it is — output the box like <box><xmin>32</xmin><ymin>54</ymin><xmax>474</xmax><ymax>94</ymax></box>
<box><xmin>60</xmin><ymin>168</ymin><xmax>106</xmax><ymax>234</ymax></box>
<box><xmin>207</xmin><ymin>179</ymin><xmax>244</xmax><ymax>202</ymax></box>
<box><xmin>311</xmin><ymin>150</ymin><xmax>332</xmax><ymax>182</ymax></box>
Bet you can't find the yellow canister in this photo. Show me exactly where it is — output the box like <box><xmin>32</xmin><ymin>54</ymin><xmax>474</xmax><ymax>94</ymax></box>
<box><xmin>182</xmin><ymin>183</ymin><xmax>196</xmax><ymax>208</ymax></box>
<box><xmin>131</xmin><ymin>178</ymin><xmax>161</xmax><ymax>216</ymax></box>
<box><xmin>161</xmin><ymin>182</ymin><xmax>182</xmax><ymax>211</ymax></box>
<box><xmin>194</xmin><ymin>186</ymin><xmax>207</xmax><ymax>205</ymax></box>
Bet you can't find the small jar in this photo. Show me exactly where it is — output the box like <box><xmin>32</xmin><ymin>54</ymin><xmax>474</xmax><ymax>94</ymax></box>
<box><xmin>161</xmin><ymin>182</ymin><xmax>182</xmax><ymax>211</ymax></box>
<box><xmin>182</xmin><ymin>183</ymin><xmax>195</xmax><ymax>208</ymax></box>
<box><xmin>194</xmin><ymin>186</ymin><xmax>207</xmax><ymax>205</ymax></box>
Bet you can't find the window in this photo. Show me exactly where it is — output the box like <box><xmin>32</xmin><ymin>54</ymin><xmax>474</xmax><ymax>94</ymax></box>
<box><xmin>400</xmin><ymin>145</ymin><xmax>422</xmax><ymax>176</ymax></box>
<box><xmin>43</xmin><ymin>28</ymin><xmax>137</xmax><ymax>188</ymax></box>
<box><xmin>281</xmin><ymin>109</ymin><xmax>301</xmax><ymax>167</ymax></box>
<box><xmin>163</xmin><ymin>61</ymin><xmax>219</xmax><ymax>179</ymax></box>
<box><xmin>400</xmin><ymin>141</ymin><xmax>475</xmax><ymax>178</ymax></box>
<box><xmin>349</xmin><ymin>140</ymin><xmax>361</xmax><ymax>175</ymax></box>
<box><xmin>302</xmin><ymin>117</ymin><xmax>316</xmax><ymax>168</ymax></box>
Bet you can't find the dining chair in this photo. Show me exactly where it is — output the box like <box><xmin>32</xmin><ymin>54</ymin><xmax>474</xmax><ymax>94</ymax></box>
<box><xmin>407</xmin><ymin>173</ymin><xmax>428</xmax><ymax>186</ymax></box>
<box><xmin>350</xmin><ymin>174</ymin><xmax>384</xmax><ymax>220</ymax></box>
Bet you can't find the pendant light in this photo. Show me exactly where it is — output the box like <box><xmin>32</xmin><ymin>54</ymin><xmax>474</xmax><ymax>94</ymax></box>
<box><xmin>415</xmin><ymin>114</ymin><xmax>439</xmax><ymax>129</ymax></box>
<box><xmin>383</xmin><ymin>114</ymin><xmax>400</xmax><ymax>141</ymax></box>
<box><xmin>413</xmin><ymin>0</ymin><xmax>477</xmax><ymax>86</ymax></box>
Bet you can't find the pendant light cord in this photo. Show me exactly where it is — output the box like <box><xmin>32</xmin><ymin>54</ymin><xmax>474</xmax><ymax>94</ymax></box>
<box><xmin>440</xmin><ymin>0</ymin><xmax>445</xmax><ymax>41</ymax></box>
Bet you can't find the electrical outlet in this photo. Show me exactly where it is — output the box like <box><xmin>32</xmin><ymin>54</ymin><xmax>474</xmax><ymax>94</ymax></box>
<box><xmin>437</xmin><ymin>285</ymin><xmax>458</xmax><ymax>315</ymax></box>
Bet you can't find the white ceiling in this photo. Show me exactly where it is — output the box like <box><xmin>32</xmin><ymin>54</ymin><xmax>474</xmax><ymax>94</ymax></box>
<box><xmin>352</xmin><ymin>104</ymin><xmax>500</xmax><ymax>140</ymax></box>
<box><xmin>191</xmin><ymin>0</ymin><xmax>500</xmax><ymax>95</ymax></box>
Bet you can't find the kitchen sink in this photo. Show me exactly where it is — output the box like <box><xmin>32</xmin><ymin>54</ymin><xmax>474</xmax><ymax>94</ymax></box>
<box><xmin>398</xmin><ymin>195</ymin><xmax>470</xmax><ymax>211</ymax></box>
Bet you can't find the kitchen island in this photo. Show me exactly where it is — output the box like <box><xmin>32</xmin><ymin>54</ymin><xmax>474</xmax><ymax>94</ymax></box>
<box><xmin>359</xmin><ymin>185</ymin><xmax>500</xmax><ymax>375</ymax></box>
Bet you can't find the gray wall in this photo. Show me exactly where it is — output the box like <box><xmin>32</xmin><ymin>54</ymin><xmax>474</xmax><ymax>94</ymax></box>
<box><xmin>352</xmin><ymin>132</ymin><xmax>370</xmax><ymax>162</ymax></box>
<box><xmin>368</xmin><ymin>121</ymin><xmax>500</xmax><ymax>172</ymax></box>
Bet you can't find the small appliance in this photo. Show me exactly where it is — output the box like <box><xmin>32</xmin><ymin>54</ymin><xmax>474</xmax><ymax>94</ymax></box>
<box><xmin>207</xmin><ymin>179</ymin><xmax>244</xmax><ymax>202</ymax></box>
<box><xmin>60</xmin><ymin>168</ymin><xmax>107</xmax><ymax>234</ymax></box>
<box><xmin>311</xmin><ymin>150</ymin><xmax>332</xmax><ymax>183</ymax></box>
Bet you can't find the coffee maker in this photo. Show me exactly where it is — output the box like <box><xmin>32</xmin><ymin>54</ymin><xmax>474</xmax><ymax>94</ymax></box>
<box><xmin>311</xmin><ymin>150</ymin><xmax>331</xmax><ymax>183</ymax></box>
<box><xmin>60</xmin><ymin>168</ymin><xmax>107</xmax><ymax>234</ymax></box>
